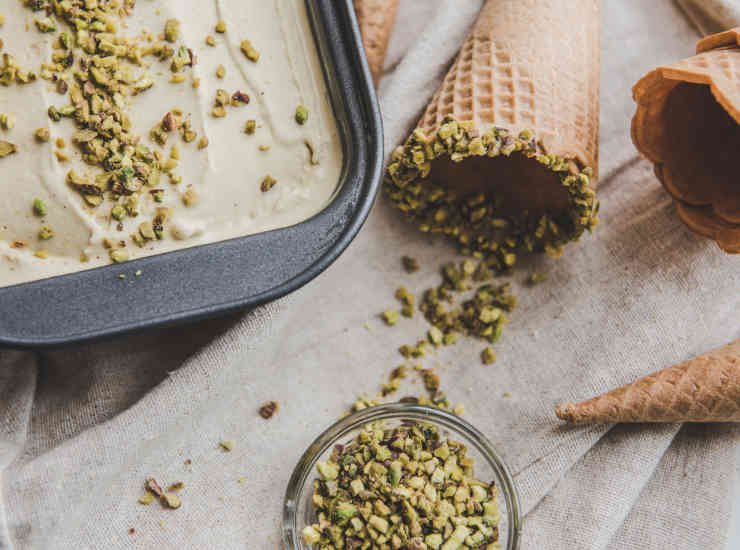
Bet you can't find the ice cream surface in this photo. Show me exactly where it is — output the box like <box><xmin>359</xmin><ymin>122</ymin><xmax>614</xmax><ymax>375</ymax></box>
<box><xmin>0</xmin><ymin>0</ymin><xmax>343</xmax><ymax>288</ymax></box>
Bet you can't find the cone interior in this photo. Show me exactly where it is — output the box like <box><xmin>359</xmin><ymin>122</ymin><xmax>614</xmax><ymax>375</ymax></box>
<box><xmin>428</xmin><ymin>154</ymin><xmax>570</xmax><ymax>220</ymax></box>
<box><xmin>661</xmin><ymin>82</ymin><xmax>740</xmax><ymax>223</ymax></box>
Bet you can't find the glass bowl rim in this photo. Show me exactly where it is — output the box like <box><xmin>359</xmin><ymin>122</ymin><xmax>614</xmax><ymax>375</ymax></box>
<box><xmin>282</xmin><ymin>403</ymin><xmax>522</xmax><ymax>550</ymax></box>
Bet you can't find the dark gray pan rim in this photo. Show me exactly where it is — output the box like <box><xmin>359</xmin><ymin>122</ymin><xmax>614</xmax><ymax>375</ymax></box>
<box><xmin>0</xmin><ymin>0</ymin><xmax>383</xmax><ymax>349</ymax></box>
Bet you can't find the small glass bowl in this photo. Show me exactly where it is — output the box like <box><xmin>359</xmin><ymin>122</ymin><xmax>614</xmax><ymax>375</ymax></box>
<box><xmin>283</xmin><ymin>403</ymin><xmax>521</xmax><ymax>550</ymax></box>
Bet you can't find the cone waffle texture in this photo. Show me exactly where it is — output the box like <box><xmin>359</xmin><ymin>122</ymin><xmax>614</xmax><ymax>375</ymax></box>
<box><xmin>632</xmin><ymin>28</ymin><xmax>740</xmax><ymax>253</ymax></box>
<box><xmin>353</xmin><ymin>0</ymin><xmax>400</xmax><ymax>85</ymax></box>
<box><xmin>419</xmin><ymin>0</ymin><xmax>601</xmax><ymax>172</ymax></box>
<box><xmin>384</xmin><ymin>0</ymin><xmax>601</xmax><ymax>267</ymax></box>
<box><xmin>556</xmin><ymin>340</ymin><xmax>740</xmax><ymax>423</ymax></box>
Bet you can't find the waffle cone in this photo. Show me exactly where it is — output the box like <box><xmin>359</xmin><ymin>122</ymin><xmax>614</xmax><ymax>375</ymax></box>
<box><xmin>385</xmin><ymin>0</ymin><xmax>601</xmax><ymax>267</ymax></box>
<box><xmin>632</xmin><ymin>28</ymin><xmax>740</xmax><ymax>254</ymax></box>
<box><xmin>354</xmin><ymin>0</ymin><xmax>400</xmax><ymax>85</ymax></box>
<box><xmin>556</xmin><ymin>340</ymin><xmax>740</xmax><ymax>424</ymax></box>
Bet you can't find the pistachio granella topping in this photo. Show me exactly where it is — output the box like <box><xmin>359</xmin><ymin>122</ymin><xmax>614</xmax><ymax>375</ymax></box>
<box><xmin>20</xmin><ymin>0</ymin><xmax>199</xmax><ymax>264</ymax></box>
<box><xmin>215</xmin><ymin>21</ymin><xmax>227</xmax><ymax>34</ymax></box>
<box><xmin>385</xmin><ymin>116</ymin><xmax>599</xmax><ymax>270</ymax></box>
<box><xmin>303</xmin><ymin>422</ymin><xmax>500</xmax><ymax>550</ymax></box>
<box><xmin>38</xmin><ymin>226</ymin><xmax>54</xmax><ymax>240</ymax></box>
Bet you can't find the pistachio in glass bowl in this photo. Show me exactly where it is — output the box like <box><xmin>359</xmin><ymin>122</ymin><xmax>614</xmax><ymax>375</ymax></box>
<box><xmin>283</xmin><ymin>403</ymin><xmax>521</xmax><ymax>550</ymax></box>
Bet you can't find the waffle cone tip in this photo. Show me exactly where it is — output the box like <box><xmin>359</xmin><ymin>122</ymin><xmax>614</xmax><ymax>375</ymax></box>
<box><xmin>556</xmin><ymin>340</ymin><xmax>740</xmax><ymax>424</ymax></box>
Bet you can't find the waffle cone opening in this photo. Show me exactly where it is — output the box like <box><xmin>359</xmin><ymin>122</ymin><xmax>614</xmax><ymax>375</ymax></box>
<box><xmin>661</xmin><ymin>82</ymin><xmax>740</xmax><ymax>224</ymax></box>
<box><xmin>385</xmin><ymin>119</ymin><xmax>599</xmax><ymax>270</ymax></box>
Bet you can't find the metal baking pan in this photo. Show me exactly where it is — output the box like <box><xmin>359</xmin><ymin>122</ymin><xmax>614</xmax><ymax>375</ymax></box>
<box><xmin>0</xmin><ymin>0</ymin><xmax>383</xmax><ymax>349</ymax></box>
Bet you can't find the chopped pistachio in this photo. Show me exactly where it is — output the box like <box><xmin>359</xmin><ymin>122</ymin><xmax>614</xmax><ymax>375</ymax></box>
<box><xmin>182</xmin><ymin>188</ymin><xmax>198</xmax><ymax>206</ymax></box>
<box><xmin>55</xmin><ymin>137</ymin><xmax>65</xmax><ymax>149</ymax></box>
<box><xmin>55</xmin><ymin>151</ymin><xmax>69</xmax><ymax>162</ymax></box>
<box><xmin>33</xmin><ymin>198</ymin><xmax>48</xmax><ymax>217</ymax></box>
<box><xmin>206</xmin><ymin>35</ymin><xmax>216</xmax><ymax>46</ymax></box>
<box><xmin>381</xmin><ymin>310</ymin><xmax>399</xmax><ymax>326</ymax></box>
<box><xmin>192</xmin><ymin>77</ymin><xmax>201</xmax><ymax>89</ymax></box>
<box><xmin>215</xmin><ymin>21</ymin><xmax>227</xmax><ymax>34</ymax></box>
<box><xmin>197</xmin><ymin>137</ymin><xmax>209</xmax><ymax>150</ymax></box>
<box><xmin>170</xmin><ymin>74</ymin><xmax>186</xmax><ymax>84</ymax></box>
<box><xmin>215</xmin><ymin>64</ymin><xmax>226</xmax><ymax>79</ymax></box>
<box><xmin>0</xmin><ymin>113</ymin><xmax>15</xmax><ymax>130</ymax></box>
<box><xmin>259</xmin><ymin>400</ymin><xmax>278</xmax><ymax>419</ymax></box>
<box><xmin>260</xmin><ymin>175</ymin><xmax>277</xmax><ymax>193</ymax></box>
<box><xmin>34</xmin><ymin>250</ymin><xmax>50</xmax><ymax>259</ymax></box>
<box><xmin>526</xmin><ymin>272</ymin><xmax>547</xmax><ymax>286</ymax></box>
<box><xmin>258</xmin><ymin>144</ymin><xmax>270</xmax><ymax>152</ymax></box>
<box><xmin>244</xmin><ymin>120</ymin><xmax>256</xmax><ymax>135</ymax></box>
<box><xmin>220</xmin><ymin>441</ymin><xmax>234</xmax><ymax>452</ymax></box>
<box><xmin>401</xmin><ymin>255</ymin><xmax>419</xmax><ymax>273</ymax></box>
<box><xmin>38</xmin><ymin>226</ymin><xmax>54</xmax><ymax>240</ymax></box>
<box><xmin>240</xmin><ymin>40</ymin><xmax>259</xmax><ymax>62</ymax></box>
<box><xmin>34</xmin><ymin>15</ymin><xmax>58</xmax><ymax>33</ymax></box>
<box><xmin>138</xmin><ymin>493</ymin><xmax>155</xmax><ymax>505</ymax></box>
<box><xmin>164</xmin><ymin>19</ymin><xmax>180</xmax><ymax>43</ymax></box>
<box><xmin>0</xmin><ymin>140</ymin><xmax>16</xmax><ymax>158</ymax></box>
<box><xmin>481</xmin><ymin>347</ymin><xmax>496</xmax><ymax>365</ymax></box>
<box><xmin>304</xmin><ymin>422</ymin><xmax>500</xmax><ymax>550</ymax></box>
<box><xmin>161</xmin><ymin>493</ymin><xmax>181</xmax><ymax>509</ymax></box>
<box><xmin>211</xmin><ymin>106</ymin><xmax>227</xmax><ymax>118</ymax></box>
<box><xmin>295</xmin><ymin>105</ymin><xmax>309</xmax><ymax>125</ymax></box>
<box><xmin>110</xmin><ymin>249</ymin><xmax>129</xmax><ymax>263</ymax></box>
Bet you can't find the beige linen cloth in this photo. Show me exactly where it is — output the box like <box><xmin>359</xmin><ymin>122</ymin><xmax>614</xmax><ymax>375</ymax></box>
<box><xmin>1</xmin><ymin>1</ymin><xmax>739</xmax><ymax>549</ymax></box>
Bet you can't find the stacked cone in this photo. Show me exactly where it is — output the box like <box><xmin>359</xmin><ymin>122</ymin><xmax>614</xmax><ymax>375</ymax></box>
<box><xmin>353</xmin><ymin>0</ymin><xmax>400</xmax><ymax>85</ymax></box>
<box><xmin>385</xmin><ymin>0</ymin><xmax>601</xmax><ymax>268</ymax></box>
<box><xmin>556</xmin><ymin>340</ymin><xmax>740</xmax><ymax>424</ymax></box>
<box><xmin>632</xmin><ymin>28</ymin><xmax>740</xmax><ymax>254</ymax></box>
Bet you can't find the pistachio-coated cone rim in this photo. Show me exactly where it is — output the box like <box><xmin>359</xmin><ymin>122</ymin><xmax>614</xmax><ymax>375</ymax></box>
<box><xmin>384</xmin><ymin>117</ymin><xmax>600</xmax><ymax>270</ymax></box>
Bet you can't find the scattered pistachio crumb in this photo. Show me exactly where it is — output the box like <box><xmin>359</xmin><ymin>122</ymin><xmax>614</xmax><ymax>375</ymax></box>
<box><xmin>206</xmin><ymin>35</ymin><xmax>216</xmax><ymax>46</ymax></box>
<box><xmin>258</xmin><ymin>144</ymin><xmax>270</xmax><ymax>151</ymax></box>
<box><xmin>240</xmin><ymin>40</ymin><xmax>259</xmax><ymax>62</ymax></box>
<box><xmin>453</xmin><ymin>404</ymin><xmax>465</xmax><ymax>416</ymax></box>
<box><xmin>0</xmin><ymin>141</ymin><xmax>17</xmax><ymax>158</ymax></box>
<box><xmin>401</xmin><ymin>255</ymin><xmax>419</xmax><ymax>273</ymax></box>
<box><xmin>215</xmin><ymin>21</ymin><xmax>227</xmax><ymax>34</ymax></box>
<box><xmin>55</xmin><ymin>137</ymin><xmax>65</xmax><ymax>149</ymax></box>
<box><xmin>55</xmin><ymin>151</ymin><xmax>69</xmax><ymax>162</ymax></box>
<box><xmin>481</xmin><ymin>347</ymin><xmax>496</xmax><ymax>365</ymax></box>
<box><xmin>182</xmin><ymin>188</ymin><xmax>198</xmax><ymax>206</ymax></box>
<box><xmin>212</xmin><ymin>106</ymin><xmax>227</xmax><ymax>118</ymax></box>
<box><xmin>38</xmin><ymin>226</ymin><xmax>54</xmax><ymax>240</ymax></box>
<box><xmin>192</xmin><ymin>77</ymin><xmax>201</xmax><ymax>89</ymax></box>
<box><xmin>34</xmin><ymin>127</ymin><xmax>50</xmax><ymax>143</ymax></box>
<box><xmin>527</xmin><ymin>273</ymin><xmax>547</xmax><ymax>286</ymax></box>
<box><xmin>260</xmin><ymin>175</ymin><xmax>277</xmax><ymax>193</ymax></box>
<box><xmin>0</xmin><ymin>113</ymin><xmax>15</xmax><ymax>130</ymax></box>
<box><xmin>34</xmin><ymin>250</ymin><xmax>50</xmax><ymax>259</ymax></box>
<box><xmin>33</xmin><ymin>198</ymin><xmax>47</xmax><ymax>217</ymax></box>
<box><xmin>170</xmin><ymin>74</ymin><xmax>186</xmax><ymax>84</ymax></box>
<box><xmin>138</xmin><ymin>493</ymin><xmax>155</xmax><ymax>505</ymax></box>
<box><xmin>259</xmin><ymin>400</ymin><xmax>278</xmax><ymax>419</ymax></box>
<box><xmin>135</xmin><ymin>270</ymin><xmax>142</xmax><ymax>276</ymax></box>
<box><xmin>197</xmin><ymin>137</ymin><xmax>209</xmax><ymax>150</ymax></box>
<box><xmin>216</xmin><ymin>64</ymin><xmax>226</xmax><ymax>79</ymax></box>
<box><xmin>295</xmin><ymin>105</ymin><xmax>309</xmax><ymax>125</ymax></box>
<box><xmin>244</xmin><ymin>120</ymin><xmax>256</xmax><ymax>135</ymax></box>
<box><xmin>220</xmin><ymin>441</ymin><xmax>233</xmax><ymax>452</ymax></box>
<box><xmin>161</xmin><ymin>493</ymin><xmax>181</xmax><ymax>509</ymax></box>
<box><xmin>381</xmin><ymin>310</ymin><xmax>400</xmax><ymax>326</ymax></box>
